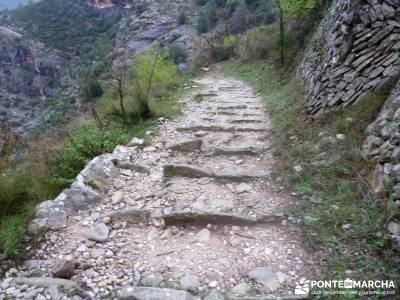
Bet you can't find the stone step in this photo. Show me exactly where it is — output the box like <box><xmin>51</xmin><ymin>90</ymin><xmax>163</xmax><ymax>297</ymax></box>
<box><xmin>208</xmin><ymin>111</ymin><xmax>238</xmax><ymax>116</ymax></box>
<box><xmin>176</xmin><ymin>124</ymin><xmax>267</xmax><ymax>133</ymax></box>
<box><xmin>163</xmin><ymin>176</ymin><xmax>290</xmax><ymax>218</ymax></box>
<box><xmin>209</xmin><ymin>145</ymin><xmax>266</xmax><ymax>156</ymax></box>
<box><xmin>217</xmin><ymin>105</ymin><xmax>248</xmax><ymax>110</ymax></box>
<box><xmin>229</xmin><ymin>119</ymin><xmax>263</xmax><ymax>124</ymax></box>
<box><xmin>12</xmin><ymin>277</ymin><xmax>85</xmax><ymax>295</ymax></box>
<box><xmin>201</xmin><ymin>118</ymin><xmax>264</xmax><ymax>124</ymax></box>
<box><xmin>163</xmin><ymin>164</ymin><xmax>271</xmax><ymax>181</ymax></box>
<box><xmin>162</xmin><ymin>209</ymin><xmax>285</xmax><ymax>226</ymax></box>
<box><xmin>214</xmin><ymin>169</ymin><xmax>271</xmax><ymax>181</ymax></box>
<box><xmin>167</xmin><ymin>139</ymin><xmax>203</xmax><ymax>152</ymax></box>
<box><xmin>118</xmin><ymin>287</ymin><xmax>195</xmax><ymax>300</ymax></box>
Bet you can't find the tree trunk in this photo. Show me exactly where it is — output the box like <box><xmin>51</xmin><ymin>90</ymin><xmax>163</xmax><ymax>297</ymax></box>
<box><xmin>277</xmin><ymin>0</ymin><xmax>285</xmax><ymax>66</ymax></box>
<box><xmin>118</xmin><ymin>79</ymin><xmax>126</xmax><ymax>122</ymax></box>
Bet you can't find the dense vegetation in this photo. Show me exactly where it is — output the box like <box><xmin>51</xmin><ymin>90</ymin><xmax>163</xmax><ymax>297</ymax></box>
<box><xmin>8</xmin><ymin>0</ymin><xmax>119</xmax><ymax>53</ymax></box>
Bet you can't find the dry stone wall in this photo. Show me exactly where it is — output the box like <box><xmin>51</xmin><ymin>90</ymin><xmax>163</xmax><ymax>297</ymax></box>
<box><xmin>300</xmin><ymin>0</ymin><xmax>400</xmax><ymax>114</ymax></box>
<box><xmin>364</xmin><ymin>82</ymin><xmax>400</xmax><ymax>244</ymax></box>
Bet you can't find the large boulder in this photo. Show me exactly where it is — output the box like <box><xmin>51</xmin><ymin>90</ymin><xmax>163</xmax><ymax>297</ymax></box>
<box><xmin>28</xmin><ymin>200</ymin><xmax>68</xmax><ymax>234</ymax></box>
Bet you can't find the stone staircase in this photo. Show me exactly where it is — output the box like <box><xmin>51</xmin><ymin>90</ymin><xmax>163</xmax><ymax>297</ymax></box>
<box><xmin>0</xmin><ymin>71</ymin><xmax>315</xmax><ymax>300</ymax></box>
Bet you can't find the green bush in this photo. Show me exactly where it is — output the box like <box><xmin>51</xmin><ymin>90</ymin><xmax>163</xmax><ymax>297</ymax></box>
<box><xmin>84</xmin><ymin>80</ymin><xmax>104</xmax><ymax>101</ymax></box>
<box><xmin>51</xmin><ymin>124</ymin><xmax>129</xmax><ymax>188</ymax></box>
<box><xmin>135</xmin><ymin>2</ymin><xmax>148</xmax><ymax>16</ymax></box>
<box><xmin>169</xmin><ymin>45</ymin><xmax>188</xmax><ymax>65</ymax></box>
<box><xmin>128</xmin><ymin>48</ymin><xmax>181</xmax><ymax>118</ymax></box>
<box><xmin>0</xmin><ymin>166</ymin><xmax>55</xmax><ymax>219</ymax></box>
<box><xmin>196</xmin><ymin>1</ymin><xmax>218</xmax><ymax>33</ymax></box>
<box><xmin>177</xmin><ymin>11</ymin><xmax>188</xmax><ymax>25</ymax></box>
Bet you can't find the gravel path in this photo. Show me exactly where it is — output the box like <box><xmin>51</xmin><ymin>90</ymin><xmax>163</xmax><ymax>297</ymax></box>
<box><xmin>0</xmin><ymin>71</ymin><xmax>316</xmax><ymax>299</ymax></box>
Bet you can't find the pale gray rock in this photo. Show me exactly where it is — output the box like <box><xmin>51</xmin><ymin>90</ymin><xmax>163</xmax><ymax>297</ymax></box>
<box><xmin>117</xmin><ymin>287</ymin><xmax>195</xmax><ymax>300</ymax></box>
<box><xmin>29</xmin><ymin>200</ymin><xmax>67</xmax><ymax>233</ymax></box>
<box><xmin>164</xmin><ymin>164</ymin><xmax>213</xmax><ymax>178</ymax></box>
<box><xmin>128</xmin><ymin>137</ymin><xmax>144</xmax><ymax>147</ymax></box>
<box><xmin>139</xmin><ymin>273</ymin><xmax>164</xmax><ymax>287</ymax></box>
<box><xmin>104</xmin><ymin>209</ymin><xmax>150</xmax><ymax>224</ymax></box>
<box><xmin>62</xmin><ymin>184</ymin><xmax>104</xmax><ymax>212</ymax></box>
<box><xmin>248</xmin><ymin>266</ymin><xmax>280</xmax><ymax>290</ymax></box>
<box><xmin>53</xmin><ymin>256</ymin><xmax>76</xmax><ymax>279</ymax></box>
<box><xmin>23</xmin><ymin>260</ymin><xmax>43</xmax><ymax>271</ymax></box>
<box><xmin>79</xmin><ymin>154</ymin><xmax>120</xmax><ymax>190</ymax></box>
<box><xmin>85</xmin><ymin>223</ymin><xmax>110</xmax><ymax>243</ymax></box>
<box><xmin>232</xmin><ymin>282</ymin><xmax>251</xmax><ymax>295</ymax></box>
<box><xmin>203</xmin><ymin>292</ymin><xmax>226</xmax><ymax>300</ymax></box>
<box><xmin>168</xmin><ymin>139</ymin><xmax>203</xmax><ymax>152</ymax></box>
<box><xmin>12</xmin><ymin>277</ymin><xmax>82</xmax><ymax>292</ymax></box>
<box><xmin>235</xmin><ymin>183</ymin><xmax>252</xmax><ymax>194</ymax></box>
<box><xmin>194</xmin><ymin>228</ymin><xmax>211</xmax><ymax>243</ymax></box>
<box><xmin>180</xmin><ymin>274</ymin><xmax>201</xmax><ymax>291</ymax></box>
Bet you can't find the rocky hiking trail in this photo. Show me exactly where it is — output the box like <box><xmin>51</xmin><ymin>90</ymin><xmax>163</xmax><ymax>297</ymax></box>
<box><xmin>1</xmin><ymin>71</ymin><xmax>317</xmax><ymax>299</ymax></box>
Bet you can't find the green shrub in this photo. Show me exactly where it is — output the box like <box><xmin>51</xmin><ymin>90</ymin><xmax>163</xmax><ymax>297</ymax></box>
<box><xmin>129</xmin><ymin>48</ymin><xmax>181</xmax><ymax>118</ymax></box>
<box><xmin>135</xmin><ymin>2</ymin><xmax>148</xmax><ymax>16</ymax></box>
<box><xmin>84</xmin><ymin>80</ymin><xmax>104</xmax><ymax>101</ymax></box>
<box><xmin>0</xmin><ymin>216</ymin><xmax>27</xmax><ymax>258</ymax></box>
<box><xmin>177</xmin><ymin>11</ymin><xmax>188</xmax><ymax>25</ymax></box>
<box><xmin>0</xmin><ymin>166</ymin><xmax>55</xmax><ymax>219</ymax></box>
<box><xmin>51</xmin><ymin>124</ymin><xmax>129</xmax><ymax>188</ymax></box>
<box><xmin>196</xmin><ymin>1</ymin><xmax>218</xmax><ymax>33</ymax></box>
<box><xmin>169</xmin><ymin>45</ymin><xmax>188</xmax><ymax>65</ymax></box>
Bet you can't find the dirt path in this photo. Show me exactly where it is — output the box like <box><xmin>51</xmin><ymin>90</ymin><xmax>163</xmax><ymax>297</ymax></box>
<box><xmin>0</xmin><ymin>71</ymin><xmax>316</xmax><ymax>299</ymax></box>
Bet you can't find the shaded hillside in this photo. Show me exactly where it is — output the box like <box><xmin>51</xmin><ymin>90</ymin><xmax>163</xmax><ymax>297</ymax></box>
<box><xmin>5</xmin><ymin>0</ymin><xmax>124</xmax><ymax>53</ymax></box>
<box><xmin>0</xmin><ymin>0</ymin><xmax>39</xmax><ymax>11</ymax></box>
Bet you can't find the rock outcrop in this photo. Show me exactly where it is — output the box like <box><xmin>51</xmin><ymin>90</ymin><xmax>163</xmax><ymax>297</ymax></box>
<box><xmin>300</xmin><ymin>0</ymin><xmax>400</xmax><ymax>114</ymax></box>
<box><xmin>0</xmin><ymin>26</ymin><xmax>72</xmax><ymax>137</ymax></box>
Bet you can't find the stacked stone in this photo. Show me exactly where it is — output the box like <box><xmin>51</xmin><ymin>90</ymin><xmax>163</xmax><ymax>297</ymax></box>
<box><xmin>363</xmin><ymin>82</ymin><xmax>400</xmax><ymax>245</ymax></box>
<box><xmin>300</xmin><ymin>0</ymin><xmax>400</xmax><ymax>114</ymax></box>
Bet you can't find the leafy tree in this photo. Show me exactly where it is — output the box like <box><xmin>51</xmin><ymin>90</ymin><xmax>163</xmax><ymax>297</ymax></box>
<box><xmin>229</xmin><ymin>0</ymin><xmax>249</xmax><ymax>33</ymax></box>
<box><xmin>280</xmin><ymin>0</ymin><xmax>321</xmax><ymax>17</ymax></box>
<box><xmin>274</xmin><ymin>0</ymin><xmax>323</xmax><ymax>65</ymax></box>
<box><xmin>196</xmin><ymin>1</ymin><xmax>218</xmax><ymax>33</ymax></box>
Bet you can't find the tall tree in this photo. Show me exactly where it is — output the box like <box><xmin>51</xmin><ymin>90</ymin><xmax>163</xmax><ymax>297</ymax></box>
<box><xmin>229</xmin><ymin>0</ymin><xmax>250</xmax><ymax>33</ymax></box>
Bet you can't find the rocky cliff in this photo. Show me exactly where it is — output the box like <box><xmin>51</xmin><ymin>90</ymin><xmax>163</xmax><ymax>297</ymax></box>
<box><xmin>300</xmin><ymin>0</ymin><xmax>400</xmax><ymax>114</ymax></box>
<box><xmin>0</xmin><ymin>26</ymin><xmax>72</xmax><ymax>138</ymax></box>
<box><xmin>0</xmin><ymin>0</ymin><xmax>199</xmax><ymax>139</ymax></box>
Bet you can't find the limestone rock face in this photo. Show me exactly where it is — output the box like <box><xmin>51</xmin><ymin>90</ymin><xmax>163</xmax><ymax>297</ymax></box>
<box><xmin>300</xmin><ymin>0</ymin><xmax>400</xmax><ymax>114</ymax></box>
<box><xmin>0</xmin><ymin>26</ymin><xmax>72</xmax><ymax>138</ymax></box>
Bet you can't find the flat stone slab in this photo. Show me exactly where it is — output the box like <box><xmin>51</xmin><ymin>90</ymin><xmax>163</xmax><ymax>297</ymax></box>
<box><xmin>164</xmin><ymin>164</ymin><xmax>213</xmax><ymax>178</ymax></box>
<box><xmin>115</xmin><ymin>161</ymin><xmax>151</xmax><ymax>174</ymax></box>
<box><xmin>118</xmin><ymin>287</ymin><xmax>196</xmax><ymax>300</ymax></box>
<box><xmin>217</xmin><ymin>105</ymin><xmax>248</xmax><ymax>109</ymax></box>
<box><xmin>102</xmin><ymin>209</ymin><xmax>150</xmax><ymax>224</ymax></box>
<box><xmin>210</xmin><ymin>145</ymin><xmax>266</xmax><ymax>156</ymax></box>
<box><xmin>214</xmin><ymin>169</ymin><xmax>271</xmax><ymax>181</ymax></box>
<box><xmin>162</xmin><ymin>209</ymin><xmax>284</xmax><ymax>226</ymax></box>
<box><xmin>168</xmin><ymin>139</ymin><xmax>203</xmax><ymax>152</ymax></box>
<box><xmin>12</xmin><ymin>277</ymin><xmax>83</xmax><ymax>293</ymax></box>
<box><xmin>164</xmin><ymin>164</ymin><xmax>270</xmax><ymax>181</ymax></box>
<box><xmin>176</xmin><ymin>124</ymin><xmax>267</xmax><ymax>133</ymax></box>
<box><xmin>230</xmin><ymin>119</ymin><xmax>263</xmax><ymax>124</ymax></box>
